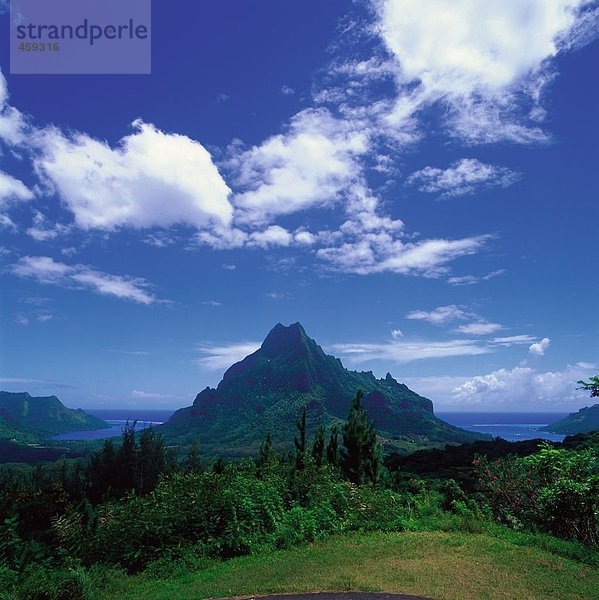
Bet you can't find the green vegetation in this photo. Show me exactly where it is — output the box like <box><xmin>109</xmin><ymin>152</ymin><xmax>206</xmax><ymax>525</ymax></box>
<box><xmin>578</xmin><ymin>375</ymin><xmax>599</xmax><ymax>398</ymax></box>
<box><xmin>0</xmin><ymin>387</ymin><xmax>597</xmax><ymax>599</ymax></box>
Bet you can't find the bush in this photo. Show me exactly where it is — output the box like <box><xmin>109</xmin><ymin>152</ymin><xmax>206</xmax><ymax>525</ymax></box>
<box><xmin>475</xmin><ymin>444</ymin><xmax>599</xmax><ymax>545</ymax></box>
<box><xmin>14</xmin><ymin>567</ymin><xmax>93</xmax><ymax>600</ymax></box>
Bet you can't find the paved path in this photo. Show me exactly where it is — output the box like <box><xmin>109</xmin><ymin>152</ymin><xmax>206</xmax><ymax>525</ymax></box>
<box><xmin>228</xmin><ymin>593</ymin><xmax>431</xmax><ymax>600</ymax></box>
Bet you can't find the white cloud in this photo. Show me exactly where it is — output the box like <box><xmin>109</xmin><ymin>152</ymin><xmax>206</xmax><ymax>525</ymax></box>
<box><xmin>455</xmin><ymin>322</ymin><xmax>503</xmax><ymax>336</ymax></box>
<box><xmin>317</xmin><ymin>234</ymin><xmax>488</xmax><ymax>276</ymax></box>
<box><xmin>294</xmin><ymin>230</ymin><xmax>316</xmax><ymax>246</ymax></box>
<box><xmin>406</xmin><ymin>304</ymin><xmax>505</xmax><ymax>337</ymax></box>
<box><xmin>230</xmin><ymin>108</ymin><xmax>368</xmax><ymax>225</ymax></box>
<box><xmin>266</xmin><ymin>292</ymin><xmax>292</xmax><ymax>300</ymax></box>
<box><xmin>448</xmin><ymin>269</ymin><xmax>506</xmax><ymax>286</ymax></box>
<box><xmin>110</xmin><ymin>349</ymin><xmax>150</xmax><ymax>356</ymax></box>
<box><xmin>130</xmin><ymin>390</ymin><xmax>173</xmax><ymax>400</ymax></box>
<box><xmin>15</xmin><ymin>314</ymin><xmax>29</xmax><ymax>325</ymax></box>
<box><xmin>201</xmin><ymin>300</ymin><xmax>222</xmax><ymax>307</ymax></box>
<box><xmin>248</xmin><ymin>225</ymin><xmax>293</xmax><ymax>248</ymax></box>
<box><xmin>330</xmin><ymin>338</ymin><xmax>490</xmax><ymax>364</ymax></box>
<box><xmin>406</xmin><ymin>304</ymin><xmax>468</xmax><ymax>325</ymax></box>
<box><xmin>0</xmin><ymin>170</ymin><xmax>34</xmax><ymax>228</ymax></box>
<box><xmin>34</xmin><ymin>120</ymin><xmax>233</xmax><ymax>231</ymax></box>
<box><xmin>0</xmin><ymin>69</ymin><xmax>26</xmax><ymax>145</ymax></box>
<box><xmin>195</xmin><ymin>342</ymin><xmax>261</xmax><ymax>371</ymax></box>
<box><xmin>391</xmin><ymin>328</ymin><xmax>403</xmax><ymax>338</ymax></box>
<box><xmin>451</xmin><ymin>363</ymin><xmax>595</xmax><ymax>408</ymax></box>
<box><xmin>529</xmin><ymin>336</ymin><xmax>551</xmax><ymax>356</ymax></box>
<box><xmin>11</xmin><ymin>256</ymin><xmax>162</xmax><ymax>304</ymax></box>
<box><xmin>490</xmin><ymin>335</ymin><xmax>538</xmax><ymax>346</ymax></box>
<box><xmin>377</xmin><ymin>0</ymin><xmax>598</xmax><ymax>143</ymax></box>
<box><xmin>280</xmin><ymin>85</ymin><xmax>295</xmax><ymax>96</ymax></box>
<box><xmin>26</xmin><ymin>210</ymin><xmax>70</xmax><ymax>241</ymax></box>
<box><xmin>407</xmin><ymin>159</ymin><xmax>520</xmax><ymax>198</ymax></box>
<box><xmin>0</xmin><ymin>170</ymin><xmax>33</xmax><ymax>204</ymax></box>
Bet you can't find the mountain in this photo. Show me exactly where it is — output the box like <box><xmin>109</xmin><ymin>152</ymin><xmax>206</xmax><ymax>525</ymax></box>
<box><xmin>161</xmin><ymin>322</ymin><xmax>488</xmax><ymax>456</ymax></box>
<box><xmin>0</xmin><ymin>391</ymin><xmax>108</xmax><ymax>440</ymax></box>
<box><xmin>543</xmin><ymin>404</ymin><xmax>599</xmax><ymax>435</ymax></box>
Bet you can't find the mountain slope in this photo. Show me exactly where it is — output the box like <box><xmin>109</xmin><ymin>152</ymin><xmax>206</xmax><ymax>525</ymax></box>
<box><xmin>0</xmin><ymin>414</ymin><xmax>39</xmax><ymax>443</ymax></box>
<box><xmin>0</xmin><ymin>391</ymin><xmax>108</xmax><ymax>439</ymax></box>
<box><xmin>161</xmin><ymin>322</ymin><xmax>487</xmax><ymax>455</ymax></box>
<box><xmin>543</xmin><ymin>404</ymin><xmax>599</xmax><ymax>434</ymax></box>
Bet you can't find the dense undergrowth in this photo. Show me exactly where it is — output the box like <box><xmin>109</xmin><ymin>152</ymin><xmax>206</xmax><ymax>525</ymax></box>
<box><xmin>0</xmin><ymin>395</ymin><xmax>597</xmax><ymax>599</ymax></box>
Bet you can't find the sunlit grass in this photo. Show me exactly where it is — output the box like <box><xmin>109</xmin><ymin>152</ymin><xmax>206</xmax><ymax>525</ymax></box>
<box><xmin>97</xmin><ymin>531</ymin><xmax>598</xmax><ymax>600</ymax></box>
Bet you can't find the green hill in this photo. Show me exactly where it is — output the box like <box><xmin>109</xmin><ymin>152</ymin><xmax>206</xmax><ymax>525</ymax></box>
<box><xmin>160</xmin><ymin>322</ymin><xmax>488</xmax><ymax>455</ymax></box>
<box><xmin>0</xmin><ymin>413</ymin><xmax>39</xmax><ymax>443</ymax></box>
<box><xmin>0</xmin><ymin>391</ymin><xmax>108</xmax><ymax>439</ymax></box>
<box><xmin>543</xmin><ymin>403</ymin><xmax>599</xmax><ymax>434</ymax></box>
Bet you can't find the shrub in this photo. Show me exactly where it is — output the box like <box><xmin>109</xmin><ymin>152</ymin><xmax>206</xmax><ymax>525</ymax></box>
<box><xmin>475</xmin><ymin>444</ymin><xmax>599</xmax><ymax>545</ymax></box>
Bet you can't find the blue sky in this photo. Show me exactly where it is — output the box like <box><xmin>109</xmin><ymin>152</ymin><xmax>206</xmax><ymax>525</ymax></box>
<box><xmin>0</xmin><ymin>0</ymin><xmax>598</xmax><ymax>412</ymax></box>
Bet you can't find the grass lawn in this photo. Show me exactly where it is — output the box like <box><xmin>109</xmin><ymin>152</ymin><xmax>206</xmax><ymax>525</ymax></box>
<box><xmin>97</xmin><ymin>531</ymin><xmax>598</xmax><ymax>600</ymax></box>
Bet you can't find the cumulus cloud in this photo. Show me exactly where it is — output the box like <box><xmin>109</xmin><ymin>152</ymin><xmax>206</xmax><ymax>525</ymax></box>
<box><xmin>529</xmin><ymin>337</ymin><xmax>551</xmax><ymax>355</ymax></box>
<box><xmin>376</xmin><ymin>0</ymin><xmax>598</xmax><ymax>143</ymax></box>
<box><xmin>34</xmin><ymin>120</ymin><xmax>233</xmax><ymax>231</ymax></box>
<box><xmin>248</xmin><ymin>225</ymin><xmax>293</xmax><ymax>248</ymax></box>
<box><xmin>407</xmin><ymin>159</ymin><xmax>520</xmax><ymax>198</ymax></box>
<box><xmin>451</xmin><ymin>363</ymin><xmax>595</xmax><ymax>408</ymax></box>
<box><xmin>195</xmin><ymin>342</ymin><xmax>261</xmax><ymax>371</ymax></box>
<box><xmin>230</xmin><ymin>108</ymin><xmax>368</xmax><ymax>225</ymax></box>
<box><xmin>10</xmin><ymin>256</ymin><xmax>162</xmax><ymax>304</ymax></box>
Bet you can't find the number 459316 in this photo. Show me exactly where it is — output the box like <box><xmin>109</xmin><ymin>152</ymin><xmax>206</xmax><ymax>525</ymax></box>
<box><xmin>18</xmin><ymin>42</ymin><xmax>60</xmax><ymax>51</ymax></box>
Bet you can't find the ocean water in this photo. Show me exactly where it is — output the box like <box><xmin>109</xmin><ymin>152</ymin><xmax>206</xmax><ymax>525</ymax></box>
<box><xmin>54</xmin><ymin>409</ymin><xmax>569</xmax><ymax>444</ymax></box>
<box><xmin>437</xmin><ymin>412</ymin><xmax>568</xmax><ymax>443</ymax></box>
<box><xmin>51</xmin><ymin>409</ymin><xmax>174</xmax><ymax>441</ymax></box>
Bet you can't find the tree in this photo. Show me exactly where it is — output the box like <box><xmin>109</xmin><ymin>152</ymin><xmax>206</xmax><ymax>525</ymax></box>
<box><xmin>257</xmin><ymin>433</ymin><xmax>276</xmax><ymax>471</ymax></box>
<box><xmin>341</xmin><ymin>390</ymin><xmax>381</xmax><ymax>485</ymax></box>
<box><xmin>577</xmin><ymin>375</ymin><xmax>599</xmax><ymax>398</ymax></box>
<box><xmin>327</xmin><ymin>425</ymin><xmax>339</xmax><ymax>467</ymax></box>
<box><xmin>136</xmin><ymin>427</ymin><xmax>167</xmax><ymax>496</ymax></box>
<box><xmin>294</xmin><ymin>406</ymin><xmax>307</xmax><ymax>471</ymax></box>
<box><xmin>311</xmin><ymin>425</ymin><xmax>325</xmax><ymax>467</ymax></box>
<box><xmin>184</xmin><ymin>438</ymin><xmax>202</xmax><ymax>474</ymax></box>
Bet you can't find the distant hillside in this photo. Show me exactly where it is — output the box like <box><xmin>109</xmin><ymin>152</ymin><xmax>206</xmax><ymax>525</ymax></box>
<box><xmin>0</xmin><ymin>391</ymin><xmax>108</xmax><ymax>439</ymax></box>
<box><xmin>543</xmin><ymin>403</ymin><xmax>599</xmax><ymax>435</ymax></box>
<box><xmin>0</xmin><ymin>414</ymin><xmax>39</xmax><ymax>443</ymax></box>
<box><xmin>161</xmin><ymin>322</ymin><xmax>488</xmax><ymax>456</ymax></box>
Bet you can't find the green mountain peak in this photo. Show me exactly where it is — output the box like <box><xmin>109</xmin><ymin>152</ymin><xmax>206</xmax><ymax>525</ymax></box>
<box><xmin>162</xmin><ymin>322</ymin><xmax>488</xmax><ymax>456</ymax></box>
